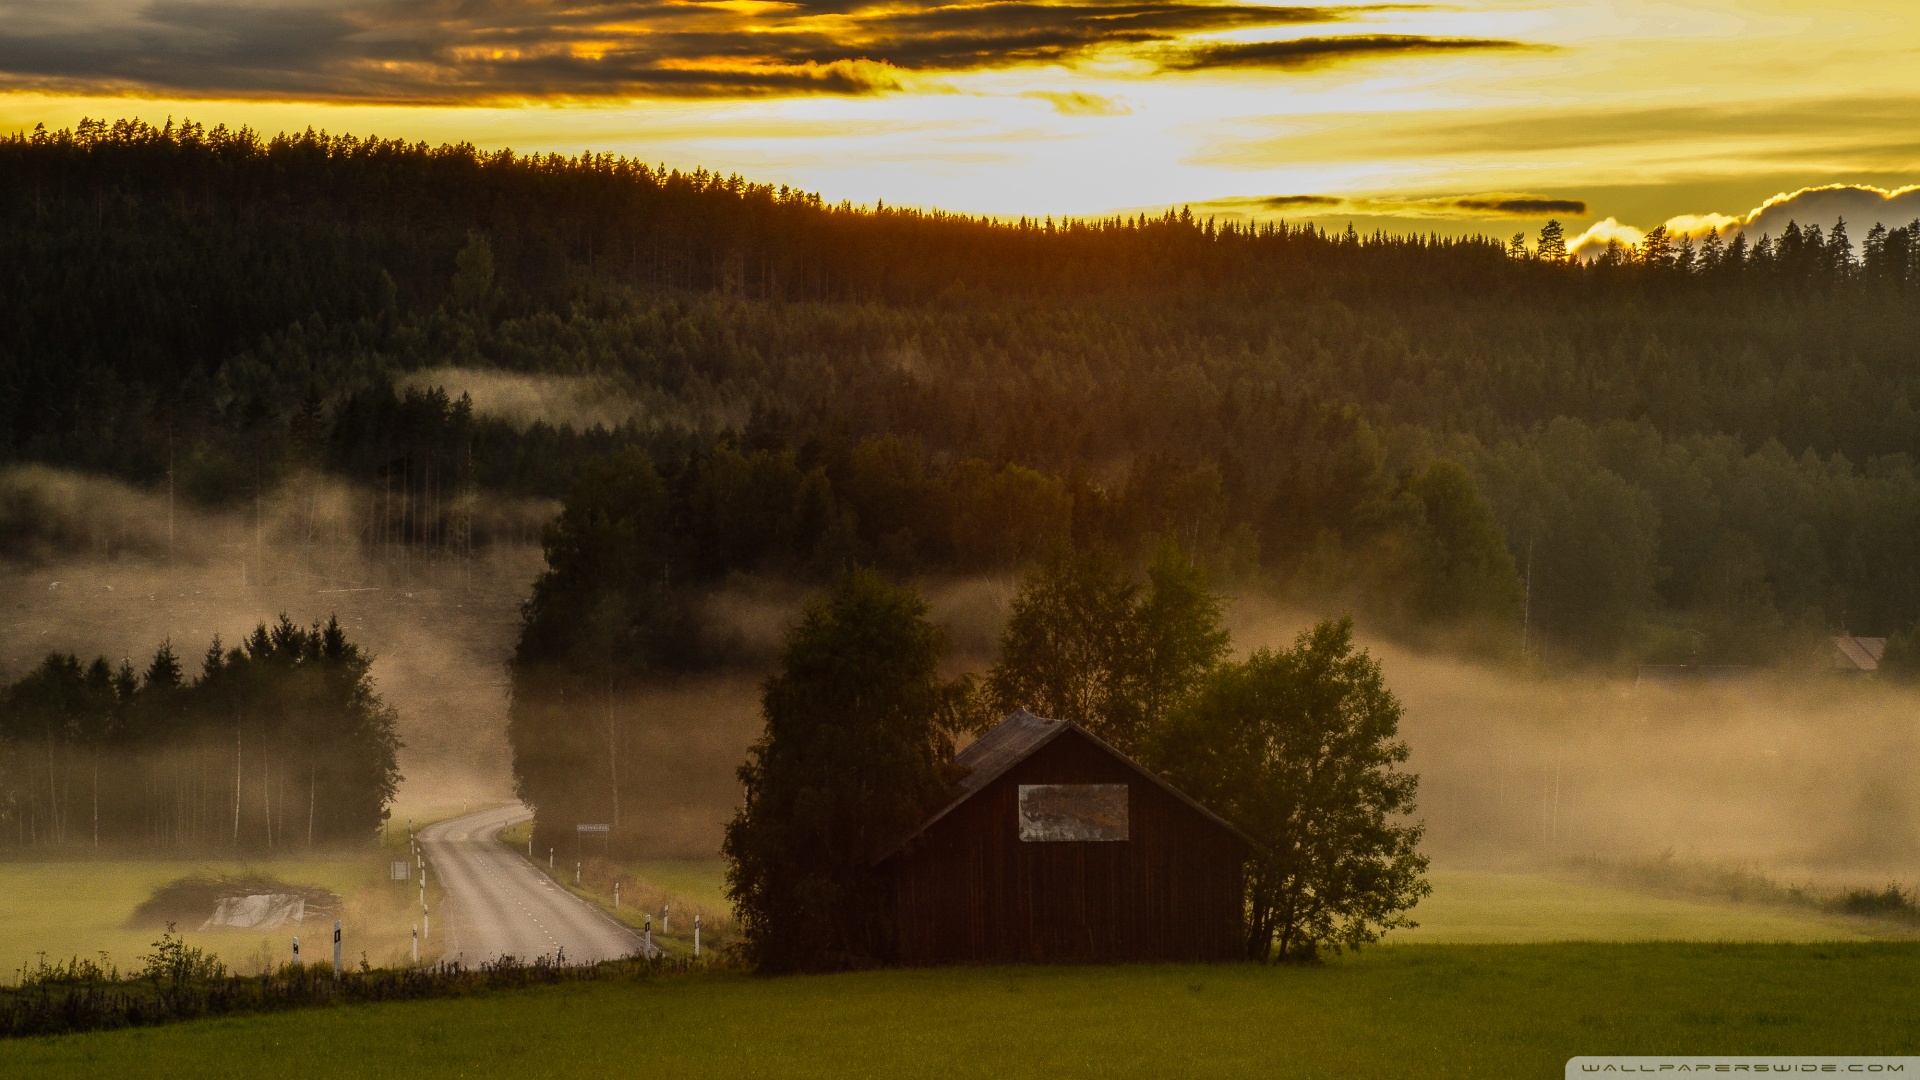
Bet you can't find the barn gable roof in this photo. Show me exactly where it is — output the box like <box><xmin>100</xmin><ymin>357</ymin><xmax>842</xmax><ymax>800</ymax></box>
<box><xmin>877</xmin><ymin>710</ymin><xmax>1259</xmax><ymax>861</ymax></box>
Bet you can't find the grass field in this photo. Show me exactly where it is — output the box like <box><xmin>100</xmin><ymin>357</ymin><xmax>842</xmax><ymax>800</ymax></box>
<box><xmin>0</xmin><ymin>851</ymin><xmax>439</xmax><ymax>980</ymax></box>
<box><xmin>503</xmin><ymin>852</ymin><xmax>1889</xmax><ymax>949</ymax></box>
<box><xmin>1399</xmin><ymin>870</ymin><xmax>1882</xmax><ymax>943</ymax></box>
<box><xmin>6</xmin><ymin>849</ymin><xmax>1885</xmax><ymax>989</ymax></box>
<box><xmin>4</xmin><ymin>942</ymin><xmax>1918</xmax><ymax>1077</ymax></box>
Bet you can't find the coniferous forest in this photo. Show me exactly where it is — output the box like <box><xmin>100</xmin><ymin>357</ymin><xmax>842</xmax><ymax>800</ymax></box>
<box><xmin>7</xmin><ymin>119</ymin><xmax>1920</xmax><ymax>846</ymax></box>
<box><xmin>0</xmin><ymin>617</ymin><xmax>401</xmax><ymax>850</ymax></box>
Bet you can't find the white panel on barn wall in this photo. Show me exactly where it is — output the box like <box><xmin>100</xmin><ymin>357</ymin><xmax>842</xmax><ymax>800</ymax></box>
<box><xmin>1017</xmin><ymin>784</ymin><xmax>1128</xmax><ymax>842</ymax></box>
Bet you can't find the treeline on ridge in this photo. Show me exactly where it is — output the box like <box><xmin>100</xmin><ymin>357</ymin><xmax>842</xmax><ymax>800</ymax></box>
<box><xmin>6</xmin><ymin>119</ymin><xmax>1920</xmax><ymax>669</ymax></box>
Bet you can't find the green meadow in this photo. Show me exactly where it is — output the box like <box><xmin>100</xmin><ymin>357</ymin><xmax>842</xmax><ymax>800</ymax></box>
<box><xmin>0</xmin><ymin>846</ymin><xmax>438</xmax><ymax>979</ymax></box>
<box><xmin>8</xmin><ymin>853</ymin><xmax>1910</xmax><ymax>1076</ymax></box>
<box><xmin>6</xmin><ymin>851</ymin><xmax>1884</xmax><ymax>987</ymax></box>
<box><xmin>1399</xmin><ymin>870</ymin><xmax>1887</xmax><ymax>944</ymax></box>
<box><xmin>5</xmin><ymin>943</ymin><xmax>1918</xmax><ymax>1078</ymax></box>
<box><xmin>545</xmin><ymin>856</ymin><xmax>1887</xmax><ymax>948</ymax></box>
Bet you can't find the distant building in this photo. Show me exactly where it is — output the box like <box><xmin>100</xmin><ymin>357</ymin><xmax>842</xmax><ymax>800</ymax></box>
<box><xmin>879</xmin><ymin>710</ymin><xmax>1255</xmax><ymax>965</ymax></box>
<box><xmin>1830</xmin><ymin>635</ymin><xmax>1887</xmax><ymax>674</ymax></box>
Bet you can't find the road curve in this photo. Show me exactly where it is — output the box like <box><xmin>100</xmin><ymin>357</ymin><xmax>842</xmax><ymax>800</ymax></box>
<box><xmin>417</xmin><ymin>804</ymin><xmax>653</xmax><ymax>965</ymax></box>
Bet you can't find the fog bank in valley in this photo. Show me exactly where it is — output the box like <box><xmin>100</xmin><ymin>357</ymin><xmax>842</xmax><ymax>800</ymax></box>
<box><xmin>7</xmin><ymin>462</ymin><xmax>1916</xmax><ymax>879</ymax></box>
<box><xmin>0</xmin><ymin>465</ymin><xmax>551</xmax><ymax>818</ymax></box>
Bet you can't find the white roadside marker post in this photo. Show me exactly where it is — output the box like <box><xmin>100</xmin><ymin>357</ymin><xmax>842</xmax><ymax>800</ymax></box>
<box><xmin>412</xmin><ymin>925</ymin><xmax>419</xmax><ymax>964</ymax></box>
<box><xmin>694</xmin><ymin>915</ymin><xmax>700</xmax><ymax>959</ymax></box>
<box><xmin>644</xmin><ymin>913</ymin><xmax>652</xmax><ymax>953</ymax></box>
<box><xmin>575</xmin><ymin>861</ymin><xmax>581</xmax><ymax>886</ymax></box>
<box><xmin>614</xmin><ymin>882</ymin><xmax>620</xmax><ymax>909</ymax></box>
<box><xmin>332</xmin><ymin>920</ymin><xmax>342</xmax><ymax>979</ymax></box>
<box><xmin>424</xmin><ymin>903</ymin><xmax>430</xmax><ymax>941</ymax></box>
<box><xmin>662</xmin><ymin>902</ymin><xmax>670</xmax><ymax>933</ymax></box>
<box><xmin>293</xmin><ymin>936</ymin><xmax>300</xmax><ymax>966</ymax></box>
<box><xmin>548</xmin><ymin>847</ymin><xmax>553</xmax><ymax>869</ymax></box>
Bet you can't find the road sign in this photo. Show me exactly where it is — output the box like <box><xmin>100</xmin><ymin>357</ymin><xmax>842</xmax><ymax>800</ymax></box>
<box><xmin>576</xmin><ymin>824</ymin><xmax>610</xmax><ymax>833</ymax></box>
<box><xmin>390</xmin><ymin>861</ymin><xmax>410</xmax><ymax>881</ymax></box>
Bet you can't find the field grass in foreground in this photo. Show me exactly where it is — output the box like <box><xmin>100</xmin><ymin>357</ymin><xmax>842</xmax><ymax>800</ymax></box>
<box><xmin>5</xmin><ymin>943</ymin><xmax>1918</xmax><ymax>1078</ymax></box>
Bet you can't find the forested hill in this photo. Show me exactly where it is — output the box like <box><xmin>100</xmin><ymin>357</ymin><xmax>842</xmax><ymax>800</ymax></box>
<box><xmin>6</xmin><ymin>117</ymin><xmax>1920</xmax><ymax>665</ymax></box>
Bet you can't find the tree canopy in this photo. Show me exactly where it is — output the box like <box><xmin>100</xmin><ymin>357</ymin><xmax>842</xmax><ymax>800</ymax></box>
<box><xmin>1151</xmin><ymin>619</ymin><xmax>1428</xmax><ymax>960</ymax></box>
<box><xmin>723</xmin><ymin>570</ymin><xmax>964</xmax><ymax>972</ymax></box>
<box><xmin>986</xmin><ymin>542</ymin><xmax>1230</xmax><ymax>755</ymax></box>
<box><xmin>9</xmin><ymin>118</ymin><xmax>1920</xmax><ymax>666</ymax></box>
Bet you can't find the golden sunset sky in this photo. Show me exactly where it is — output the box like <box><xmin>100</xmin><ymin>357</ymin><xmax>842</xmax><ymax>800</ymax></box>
<box><xmin>3</xmin><ymin>0</ymin><xmax>1916</xmax><ymax>246</ymax></box>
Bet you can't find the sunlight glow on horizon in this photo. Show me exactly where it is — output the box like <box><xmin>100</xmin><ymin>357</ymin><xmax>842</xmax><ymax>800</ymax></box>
<box><xmin>2</xmin><ymin>0</ymin><xmax>1915</xmax><ymax>238</ymax></box>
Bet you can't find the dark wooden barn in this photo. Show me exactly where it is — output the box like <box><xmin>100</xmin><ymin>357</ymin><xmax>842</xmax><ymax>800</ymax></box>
<box><xmin>879</xmin><ymin>710</ymin><xmax>1255</xmax><ymax>965</ymax></box>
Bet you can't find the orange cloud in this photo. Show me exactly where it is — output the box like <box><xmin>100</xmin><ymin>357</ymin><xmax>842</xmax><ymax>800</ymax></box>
<box><xmin>0</xmin><ymin>1</ymin><xmax>1541</xmax><ymax>102</ymax></box>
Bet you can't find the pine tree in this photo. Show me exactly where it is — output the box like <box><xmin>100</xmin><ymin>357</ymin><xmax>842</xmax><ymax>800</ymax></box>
<box><xmin>1536</xmin><ymin>219</ymin><xmax>1567</xmax><ymax>262</ymax></box>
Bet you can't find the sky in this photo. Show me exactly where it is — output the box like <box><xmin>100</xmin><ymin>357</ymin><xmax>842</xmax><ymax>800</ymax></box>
<box><xmin>1</xmin><ymin>0</ymin><xmax>1916</xmax><ymax>247</ymax></box>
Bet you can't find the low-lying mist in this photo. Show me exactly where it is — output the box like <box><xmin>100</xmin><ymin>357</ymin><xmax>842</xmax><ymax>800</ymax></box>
<box><xmin>0</xmin><ymin>465</ymin><xmax>553</xmax><ymax>818</ymax></box>
<box><xmin>8</xmin><ymin>463</ymin><xmax>1919</xmax><ymax>885</ymax></box>
<box><xmin>399</xmin><ymin>366</ymin><xmax>747</xmax><ymax>434</ymax></box>
<box><xmin>1228</xmin><ymin>600</ymin><xmax>1920</xmax><ymax>884</ymax></box>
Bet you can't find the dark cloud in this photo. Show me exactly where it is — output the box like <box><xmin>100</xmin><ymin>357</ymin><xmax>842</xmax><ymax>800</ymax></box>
<box><xmin>0</xmin><ymin>0</ymin><xmax>1528</xmax><ymax>101</ymax></box>
<box><xmin>1161</xmin><ymin>33</ymin><xmax>1534</xmax><ymax>72</ymax></box>
<box><xmin>1444</xmin><ymin>196</ymin><xmax>1586</xmax><ymax>215</ymax></box>
<box><xmin>1260</xmin><ymin>194</ymin><xmax>1342</xmax><ymax>208</ymax></box>
<box><xmin>1190</xmin><ymin>190</ymin><xmax>1587</xmax><ymax>220</ymax></box>
<box><xmin>1200</xmin><ymin>193</ymin><xmax>1345</xmax><ymax>210</ymax></box>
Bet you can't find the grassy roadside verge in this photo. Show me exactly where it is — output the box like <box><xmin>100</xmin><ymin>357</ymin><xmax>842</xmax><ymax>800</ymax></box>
<box><xmin>5</xmin><ymin>942</ymin><xmax>1918</xmax><ymax>1078</ymax></box>
<box><xmin>494</xmin><ymin>822</ymin><xmax>735</xmax><ymax>957</ymax></box>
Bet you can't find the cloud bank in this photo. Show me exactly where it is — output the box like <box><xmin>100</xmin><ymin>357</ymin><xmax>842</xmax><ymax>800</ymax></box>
<box><xmin>0</xmin><ymin>0</ymin><xmax>1541</xmax><ymax>101</ymax></box>
<box><xmin>1684</xmin><ymin>184</ymin><xmax>1920</xmax><ymax>240</ymax></box>
<box><xmin>1569</xmin><ymin>184</ymin><xmax>1920</xmax><ymax>259</ymax></box>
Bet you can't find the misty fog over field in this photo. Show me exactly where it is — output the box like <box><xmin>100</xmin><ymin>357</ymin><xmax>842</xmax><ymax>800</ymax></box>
<box><xmin>0</xmin><ymin>465</ymin><xmax>547</xmax><ymax>816</ymax></box>
<box><xmin>5</xmin><ymin>465</ymin><xmax>1916</xmax><ymax>883</ymax></box>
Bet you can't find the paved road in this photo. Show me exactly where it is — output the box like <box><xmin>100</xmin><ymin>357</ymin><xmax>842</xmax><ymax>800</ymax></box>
<box><xmin>417</xmin><ymin>804</ymin><xmax>653</xmax><ymax>965</ymax></box>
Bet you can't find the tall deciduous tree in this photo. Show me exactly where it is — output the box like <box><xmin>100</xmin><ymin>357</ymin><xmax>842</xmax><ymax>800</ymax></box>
<box><xmin>1136</xmin><ymin>540</ymin><xmax>1232</xmax><ymax>733</ymax></box>
<box><xmin>988</xmin><ymin>542</ymin><xmax>1229</xmax><ymax>755</ymax></box>
<box><xmin>723</xmin><ymin>569</ymin><xmax>960</xmax><ymax>972</ymax></box>
<box><xmin>986</xmin><ymin>547</ymin><xmax>1145</xmax><ymax>749</ymax></box>
<box><xmin>1152</xmin><ymin>619</ymin><xmax>1429</xmax><ymax>961</ymax></box>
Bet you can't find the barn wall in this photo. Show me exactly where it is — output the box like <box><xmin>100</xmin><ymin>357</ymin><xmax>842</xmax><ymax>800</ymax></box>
<box><xmin>889</xmin><ymin>732</ymin><xmax>1247</xmax><ymax>965</ymax></box>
